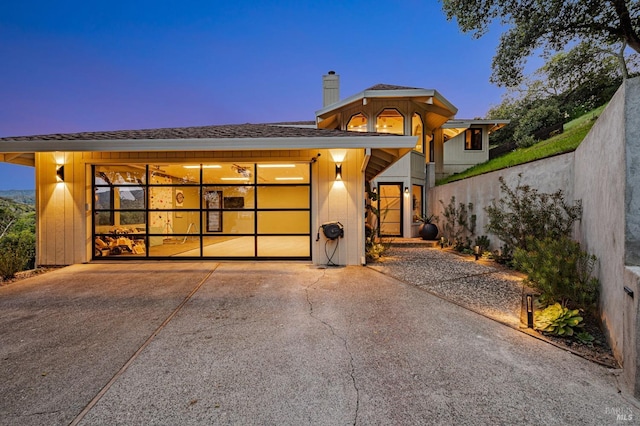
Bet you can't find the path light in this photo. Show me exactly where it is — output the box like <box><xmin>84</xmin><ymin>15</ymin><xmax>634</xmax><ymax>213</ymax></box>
<box><xmin>474</xmin><ymin>245</ymin><xmax>480</xmax><ymax>261</ymax></box>
<box><xmin>526</xmin><ymin>294</ymin><xmax>534</xmax><ymax>328</ymax></box>
<box><xmin>440</xmin><ymin>236</ymin><xmax>445</xmax><ymax>249</ymax></box>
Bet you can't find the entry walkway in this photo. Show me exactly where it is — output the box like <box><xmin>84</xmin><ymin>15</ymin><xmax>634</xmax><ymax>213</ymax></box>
<box><xmin>0</xmin><ymin>262</ymin><xmax>638</xmax><ymax>425</ymax></box>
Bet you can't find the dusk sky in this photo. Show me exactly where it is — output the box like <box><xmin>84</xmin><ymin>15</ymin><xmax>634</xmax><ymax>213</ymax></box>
<box><xmin>0</xmin><ymin>0</ymin><xmax>510</xmax><ymax>190</ymax></box>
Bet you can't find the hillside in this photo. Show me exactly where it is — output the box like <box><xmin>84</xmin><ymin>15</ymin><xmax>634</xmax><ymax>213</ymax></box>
<box><xmin>437</xmin><ymin>105</ymin><xmax>607</xmax><ymax>185</ymax></box>
<box><xmin>0</xmin><ymin>190</ymin><xmax>35</xmax><ymax>206</ymax></box>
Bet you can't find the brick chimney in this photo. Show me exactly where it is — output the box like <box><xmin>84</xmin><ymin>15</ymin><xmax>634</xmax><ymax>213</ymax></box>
<box><xmin>322</xmin><ymin>71</ymin><xmax>340</xmax><ymax>107</ymax></box>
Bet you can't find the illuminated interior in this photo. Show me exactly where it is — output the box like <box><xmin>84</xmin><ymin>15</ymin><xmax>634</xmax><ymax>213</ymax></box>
<box><xmin>412</xmin><ymin>113</ymin><xmax>424</xmax><ymax>153</ymax></box>
<box><xmin>346</xmin><ymin>113</ymin><xmax>368</xmax><ymax>132</ymax></box>
<box><xmin>93</xmin><ymin>163</ymin><xmax>311</xmax><ymax>259</ymax></box>
<box><xmin>375</xmin><ymin>109</ymin><xmax>404</xmax><ymax>135</ymax></box>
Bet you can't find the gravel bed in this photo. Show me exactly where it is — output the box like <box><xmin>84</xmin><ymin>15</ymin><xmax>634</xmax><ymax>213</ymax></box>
<box><xmin>368</xmin><ymin>246</ymin><xmax>526</xmax><ymax>328</ymax></box>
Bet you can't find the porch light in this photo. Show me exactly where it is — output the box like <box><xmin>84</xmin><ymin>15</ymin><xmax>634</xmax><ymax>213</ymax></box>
<box><xmin>335</xmin><ymin>164</ymin><xmax>342</xmax><ymax>180</ymax></box>
<box><xmin>56</xmin><ymin>165</ymin><xmax>65</xmax><ymax>182</ymax></box>
<box><xmin>404</xmin><ymin>186</ymin><xmax>409</xmax><ymax>194</ymax></box>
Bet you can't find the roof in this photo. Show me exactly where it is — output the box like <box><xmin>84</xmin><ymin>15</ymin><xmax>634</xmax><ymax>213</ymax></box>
<box><xmin>0</xmin><ymin>123</ymin><xmax>393</xmax><ymax>142</ymax></box>
<box><xmin>365</xmin><ymin>84</ymin><xmax>422</xmax><ymax>91</ymax></box>
<box><xmin>315</xmin><ymin>85</ymin><xmax>458</xmax><ymax>119</ymax></box>
<box><xmin>0</xmin><ymin>123</ymin><xmax>416</xmax><ymax>181</ymax></box>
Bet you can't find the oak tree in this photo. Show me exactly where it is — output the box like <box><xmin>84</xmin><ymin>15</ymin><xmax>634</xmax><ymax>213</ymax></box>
<box><xmin>441</xmin><ymin>0</ymin><xmax>640</xmax><ymax>86</ymax></box>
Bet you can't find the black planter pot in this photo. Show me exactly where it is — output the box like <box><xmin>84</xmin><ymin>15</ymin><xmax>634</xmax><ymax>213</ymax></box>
<box><xmin>419</xmin><ymin>223</ymin><xmax>439</xmax><ymax>240</ymax></box>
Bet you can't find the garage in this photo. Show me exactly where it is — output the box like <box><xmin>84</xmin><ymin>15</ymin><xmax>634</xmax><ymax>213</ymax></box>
<box><xmin>93</xmin><ymin>162</ymin><xmax>312</xmax><ymax>260</ymax></box>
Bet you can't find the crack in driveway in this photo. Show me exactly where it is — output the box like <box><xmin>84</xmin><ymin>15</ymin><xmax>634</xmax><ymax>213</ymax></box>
<box><xmin>304</xmin><ymin>270</ymin><xmax>360</xmax><ymax>426</ymax></box>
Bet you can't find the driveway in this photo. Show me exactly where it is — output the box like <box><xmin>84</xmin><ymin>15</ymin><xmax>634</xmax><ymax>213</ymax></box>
<box><xmin>0</xmin><ymin>263</ymin><xmax>638</xmax><ymax>425</ymax></box>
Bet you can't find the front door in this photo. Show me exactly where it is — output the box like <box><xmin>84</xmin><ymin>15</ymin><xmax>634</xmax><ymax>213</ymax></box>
<box><xmin>378</xmin><ymin>183</ymin><xmax>402</xmax><ymax>237</ymax></box>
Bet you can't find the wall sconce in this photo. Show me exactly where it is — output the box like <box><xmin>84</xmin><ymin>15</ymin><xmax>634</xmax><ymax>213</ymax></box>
<box><xmin>56</xmin><ymin>165</ymin><xmax>65</xmax><ymax>182</ymax></box>
<box><xmin>335</xmin><ymin>164</ymin><xmax>342</xmax><ymax>180</ymax></box>
<box><xmin>404</xmin><ymin>186</ymin><xmax>409</xmax><ymax>194</ymax></box>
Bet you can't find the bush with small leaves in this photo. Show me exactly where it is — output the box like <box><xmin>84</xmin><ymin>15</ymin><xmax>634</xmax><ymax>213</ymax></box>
<box><xmin>514</xmin><ymin>236</ymin><xmax>599</xmax><ymax>313</ymax></box>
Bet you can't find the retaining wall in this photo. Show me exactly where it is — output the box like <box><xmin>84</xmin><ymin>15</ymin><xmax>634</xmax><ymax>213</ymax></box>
<box><xmin>428</xmin><ymin>77</ymin><xmax>640</xmax><ymax>396</ymax></box>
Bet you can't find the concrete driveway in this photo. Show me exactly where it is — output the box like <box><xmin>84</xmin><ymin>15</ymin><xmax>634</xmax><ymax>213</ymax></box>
<box><xmin>1</xmin><ymin>263</ymin><xmax>638</xmax><ymax>425</ymax></box>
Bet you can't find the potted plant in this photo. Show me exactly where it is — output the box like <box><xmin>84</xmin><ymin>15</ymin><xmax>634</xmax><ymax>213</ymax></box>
<box><xmin>418</xmin><ymin>215</ymin><xmax>439</xmax><ymax>240</ymax></box>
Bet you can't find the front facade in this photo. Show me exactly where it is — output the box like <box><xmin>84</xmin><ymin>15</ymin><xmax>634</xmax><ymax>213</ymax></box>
<box><xmin>0</xmin><ymin>72</ymin><xmax>506</xmax><ymax>264</ymax></box>
<box><xmin>316</xmin><ymin>74</ymin><xmax>508</xmax><ymax>238</ymax></box>
<box><xmin>1</xmin><ymin>125</ymin><xmax>413</xmax><ymax>266</ymax></box>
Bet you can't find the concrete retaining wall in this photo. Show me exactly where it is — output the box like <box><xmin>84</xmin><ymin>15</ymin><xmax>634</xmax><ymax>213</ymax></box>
<box><xmin>428</xmin><ymin>77</ymin><xmax>640</xmax><ymax>396</ymax></box>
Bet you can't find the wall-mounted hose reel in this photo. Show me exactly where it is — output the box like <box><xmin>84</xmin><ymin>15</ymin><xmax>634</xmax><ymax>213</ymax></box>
<box><xmin>321</xmin><ymin>221</ymin><xmax>344</xmax><ymax>240</ymax></box>
<box><xmin>316</xmin><ymin>221</ymin><xmax>344</xmax><ymax>266</ymax></box>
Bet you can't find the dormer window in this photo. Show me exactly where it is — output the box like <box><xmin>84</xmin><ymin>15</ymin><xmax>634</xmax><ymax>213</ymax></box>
<box><xmin>412</xmin><ymin>113</ymin><xmax>424</xmax><ymax>153</ymax></box>
<box><xmin>375</xmin><ymin>109</ymin><xmax>404</xmax><ymax>135</ymax></box>
<box><xmin>347</xmin><ymin>113</ymin><xmax>368</xmax><ymax>132</ymax></box>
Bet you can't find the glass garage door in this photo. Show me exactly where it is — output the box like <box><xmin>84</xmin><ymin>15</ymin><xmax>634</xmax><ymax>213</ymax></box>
<box><xmin>92</xmin><ymin>163</ymin><xmax>311</xmax><ymax>260</ymax></box>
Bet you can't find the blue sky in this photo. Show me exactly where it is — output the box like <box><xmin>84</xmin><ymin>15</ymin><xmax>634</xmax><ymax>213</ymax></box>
<box><xmin>0</xmin><ymin>0</ymin><xmax>507</xmax><ymax>190</ymax></box>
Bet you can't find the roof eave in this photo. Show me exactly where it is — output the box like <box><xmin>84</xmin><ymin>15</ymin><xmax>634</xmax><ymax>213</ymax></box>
<box><xmin>0</xmin><ymin>135</ymin><xmax>418</xmax><ymax>155</ymax></box>
<box><xmin>315</xmin><ymin>88</ymin><xmax>453</xmax><ymax>117</ymax></box>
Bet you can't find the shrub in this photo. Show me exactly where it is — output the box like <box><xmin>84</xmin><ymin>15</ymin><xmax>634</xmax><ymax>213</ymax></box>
<box><xmin>0</xmin><ymin>230</ymin><xmax>36</xmax><ymax>280</ymax></box>
<box><xmin>439</xmin><ymin>196</ymin><xmax>476</xmax><ymax>252</ymax></box>
<box><xmin>513</xmin><ymin>236</ymin><xmax>599</xmax><ymax>312</ymax></box>
<box><xmin>485</xmin><ymin>175</ymin><xmax>582</xmax><ymax>252</ymax></box>
<box><xmin>534</xmin><ymin>302</ymin><xmax>584</xmax><ymax>337</ymax></box>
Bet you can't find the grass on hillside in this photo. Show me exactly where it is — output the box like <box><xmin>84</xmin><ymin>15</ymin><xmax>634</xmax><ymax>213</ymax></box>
<box><xmin>436</xmin><ymin>104</ymin><xmax>608</xmax><ymax>185</ymax></box>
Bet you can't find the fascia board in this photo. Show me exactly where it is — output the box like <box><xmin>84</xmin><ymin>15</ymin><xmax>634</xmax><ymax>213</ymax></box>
<box><xmin>432</xmin><ymin>90</ymin><xmax>458</xmax><ymax>116</ymax></box>
<box><xmin>0</xmin><ymin>135</ymin><xmax>418</xmax><ymax>153</ymax></box>
<box><xmin>315</xmin><ymin>91</ymin><xmax>367</xmax><ymax>116</ymax></box>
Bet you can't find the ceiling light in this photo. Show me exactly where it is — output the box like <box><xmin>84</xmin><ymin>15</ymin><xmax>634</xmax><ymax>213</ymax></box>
<box><xmin>258</xmin><ymin>164</ymin><xmax>295</xmax><ymax>168</ymax></box>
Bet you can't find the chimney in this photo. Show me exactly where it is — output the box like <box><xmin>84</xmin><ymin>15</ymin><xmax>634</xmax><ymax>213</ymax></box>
<box><xmin>322</xmin><ymin>70</ymin><xmax>340</xmax><ymax>107</ymax></box>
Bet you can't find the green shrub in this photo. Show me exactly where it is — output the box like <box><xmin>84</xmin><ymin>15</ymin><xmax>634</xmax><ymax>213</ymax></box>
<box><xmin>534</xmin><ymin>302</ymin><xmax>584</xmax><ymax>336</ymax></box>
<box><xmin>485</xmin><ymin>175</ymin><xmax>582</xmax><ymax>252</ymax></box>
<box><xmin>0</xmin><ymin>230</ymin><xmax>36</xmax><ymax>280</ymax></box>
<box><xmin>513</xmin><ymin>236</ymin><xmax>599</xmax><ymax>312</ymax></box>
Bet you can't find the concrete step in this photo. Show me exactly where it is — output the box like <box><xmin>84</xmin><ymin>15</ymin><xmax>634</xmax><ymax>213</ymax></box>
<box><xmin>385</xmin><ymin>237</ymin><xmax>440</xmax><ymax>248</ymax></box>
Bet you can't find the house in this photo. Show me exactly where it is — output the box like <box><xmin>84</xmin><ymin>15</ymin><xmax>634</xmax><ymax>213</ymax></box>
<box><xmin>0</xmin><ymin>71</ymin><xmax>506</xmax><ymax>265</ymax></box>
<box><xmin>316</xmin><ymin>72</ymin><xmax>508</xmax><ymax>238</ymax></box>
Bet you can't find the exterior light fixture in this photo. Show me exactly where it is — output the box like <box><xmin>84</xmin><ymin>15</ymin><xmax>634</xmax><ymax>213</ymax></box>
<box><xmin>335</xmin><ymin>164</ymin><xmax>342</xmax><ymax>180</ymax></box>
<box><xmin>56</xmin><ymin>165</ymin><xmax>65</xmax><ymax>182</ymax></box>
<box><xmin>526</xmin><ymin>294</ymin><xmax>534</xmax><ymax>328</ymax></box>
<box><xmin>440</xmin><ymin>236</ymin><xmax>445</xmax><ymax>249</ymax></box>
<box><xmin>474</xmin><ymin>245</ymin><xmax>480</xmax><ymax>261</ymax></box>
<box><xmin>404</xmin><ymin>186</ymin><xmax>409</xmax><ymax>194</ymax></box>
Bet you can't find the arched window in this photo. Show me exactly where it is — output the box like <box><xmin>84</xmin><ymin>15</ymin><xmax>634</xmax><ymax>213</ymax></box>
<box><xmin>346</xmin><ymin>113</ymin><xmax>368</xmax><ymax>132</ymax></box>
<box><xmin>375</xmin><ymin>109</ymin><xmax>404</xmax><ymax>135</ymax></box>
<box><xmin>412</xmin><ymin>113</ymin><xmax>424</xmax><ymax>153</ymax></box>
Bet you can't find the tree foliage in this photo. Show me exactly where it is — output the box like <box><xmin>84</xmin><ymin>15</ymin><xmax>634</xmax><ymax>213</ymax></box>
<box><xmin>0</xmin><ymin>198</ymin><xmax>36</xmax><ymax>280</ymax></box>
<box><xmin>441</xmin><ymin>0</ymin><xmax>640</xmax><ymax>87</ymax></box>
<box><xmin>486</xmin><ymin>40</ymin><xmax>636</xmax><ymax>147</ymax></box>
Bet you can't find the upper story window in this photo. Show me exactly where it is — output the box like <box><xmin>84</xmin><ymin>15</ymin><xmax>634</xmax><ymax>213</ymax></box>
<box><xmin>375</xmin><ymin>109</ymin><xmax>404</xmax><ymax>135</ymax></box>
<box><xmin>347</xmin><ymin>113</ymin><xmax>368</xmax><ymax>132</ymax></box>
<box><xmin>412</xmin><ymin>113</ymin><xmax>424</xmax><ymax>153</ymax></box>
<box><xmin>465</xmin><ymin>128</ymin><xmax>483</xmax><ymax>150</ymax></box>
